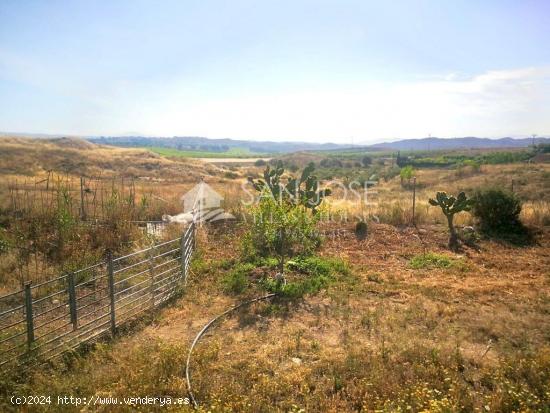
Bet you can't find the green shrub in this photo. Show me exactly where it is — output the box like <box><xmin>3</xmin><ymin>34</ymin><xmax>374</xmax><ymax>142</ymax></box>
<box><xmin>409</xmin><ymin>253</ymin><xmax>453</xmax><ymax>269</ymax></box>
<box><xmin>287</xmin><ymin>256</ymin><xmax>338</xmax><ymax>276</ymax></box>
<box><xmin>355</xmin><ymin>221</ymin><xmax>368</xmax><ymax>240</ymax></box>
<box><xmin>221</xmin><ymin>263</ymin><xmax>255</xmax><ymax>294</ymax></box>
<box><xmin>456</xmin><ymin>159</ymin><xmax>481</xmax><ymax>177</ymax></box>
<box><xmin>246</xmin><ymin>161</ymin><xmax>330</xmax><ymax>271</ymax></box>
<box><xmin>478</xmin><ymin>151</ymin><xmax>531</xmax><ymax>164</ymax></box>
<box><xmin>320</xmin><ymin>158</ymin><xmax>343</xmax><ymax>168</ymax></box>
<box><xmin>361</xmin><ymin>156</ymin><xmax>372</xmax><ymax>167</ymax></box>
<box><xmin>223</xmin><ymin>171</ymin><xmax>239</xmax><ymax>179</ymax></box>
<box><xmin>471</xmin><ymin>187</ymin><xmax>530</xmax><ymax>243</ymax></box>
<box><xmin>382</xmin><ymin>166</ymin><xmax>401</xmax><ymax>182</ymax></box>
<box><xmin>245</xmin><ymin>198</ymin><xmax>321</xmax><ymax>266</ymax></box>
<box><xmin>263</xmin><ymin>256</ymin><xmax>349</xmax><ymax>298</ymax></box>
<box><xmin>400</xmin><ymin>165</ymin><xmax>415</xmax><ymax>187</ymax></box>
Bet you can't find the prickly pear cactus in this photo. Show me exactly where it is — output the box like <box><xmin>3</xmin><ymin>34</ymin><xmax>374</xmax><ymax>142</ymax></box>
<box><xmin>249</xmin><ymin>161</ymin><xmax>331</xmax><ymax>212</ymax></box>
<box><xmin>429</xmin><ymin>191</ymin><xmax>474</xmax><ymax>250</ymax></box>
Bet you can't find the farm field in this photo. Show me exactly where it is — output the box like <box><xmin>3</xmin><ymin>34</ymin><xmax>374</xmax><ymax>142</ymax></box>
<box><xmin>0</xmin><ymin>137</ymin><xmax>549</xmax><ymax>412</ymax></box>
<box><xmin>148</xmin><ymin>146</ymin><xmax>271</xmax><ymax>159</ymax></box>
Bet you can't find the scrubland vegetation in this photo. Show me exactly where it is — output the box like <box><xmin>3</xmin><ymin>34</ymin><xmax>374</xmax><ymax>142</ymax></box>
<box><xmin>0</xmin><ymin>137</ymin><xmax>549</xmax><ymax>412</ymax></box>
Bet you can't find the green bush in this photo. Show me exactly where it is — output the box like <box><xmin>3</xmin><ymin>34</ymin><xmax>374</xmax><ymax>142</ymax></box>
<box><xmin>320</xmin><ymin>158</ymin><xmax>343</xmax><ymax>168</ymax></box>
<box><xmin>399</xmin><ymin>165</ymin><xmax>416</xmax><ymax>189</ymax></box>
<box><xmin>246</xmin><ymin>161</ymin><xmax>330</xmax><ymax>271</ymax></box>
<box><xmin>409</xmin><ymin>253</ymin><xmax>453</xmax><ymax>269</ymax></box>
<box><xmin>382</xmin><ymin>166</ymin><xmax>401</xmax><ymax>182</ymax></box>
<box><xmin>221</xmin><ymin>263</ymin><xmax>255</xmax><ymax>294</ymax></box>
<box><xmin>245</xmin><ymin>198</ymin><xmax>321</xmax><ymax>265</ymax></box>
<box><xmin>223</xmin><ymin>171</ymin><xmax>239</xmax><ymax>179</ymax></box>
<box><xmin>355</xmin><ymin>221</ymin><xmax>368</xmax><ymax>240</ymax></box>
<box><xmin>287</xmin><ymin>259</ymin><xmax>328</xmax><ymax>275</ymax></box>
<box><xmin>361</xmin><ymin>156</ymin><xmax>372</xmax><ymax>167</ymax></box>
<box><xmin>471</xmin><ymin>187</ymin><xmax>530</xmax><ymax>243</ymax></box>
<box><xmin>263</xmin><ymin>256</ymin><xmax>349</xmax><ymax>298</ymax></box>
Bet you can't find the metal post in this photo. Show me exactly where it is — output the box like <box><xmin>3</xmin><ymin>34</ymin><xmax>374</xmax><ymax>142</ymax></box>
<box><xmin>149</xmin><ymin>245</ymin><xmax>156</xmax><ymax>308</ymax></box>
<box><xmin>80</xmin><ymin>176</ymin><xmax>86</xmax><ymax>221</ymax></box>
<box><xmin>24</xmin><ymin>282</ymin><xmax>34</xmax><ymax>350</ymax></box>
<box><xmin>192</xmin><ymin>220</ymin><xmax>196</xmax><ymax>251</ymax></box>
<box><xmin>412</xmin><ymin>177</ymin><xmax>417</xmax><ymax>226</ymax></box>
<box><xmin>68</xmin><ymin>272</ymin><xmax>78</xmax><ymax>330</ymax></box>
<box><xmin>107</xmin><ymin>251</ymin><xmax>116</xmax><ymax>336</ymax></box>
<box><xmin>180</xmin><ymin>231</ymin><xmax>188</xmax><ymax>285</ymax></box>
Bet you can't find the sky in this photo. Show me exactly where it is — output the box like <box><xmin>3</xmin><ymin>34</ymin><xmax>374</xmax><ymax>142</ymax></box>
<box><xmin>0</xmin><ymin>0</ymin><xmax>549</xmax><ymax>143</ymax></box>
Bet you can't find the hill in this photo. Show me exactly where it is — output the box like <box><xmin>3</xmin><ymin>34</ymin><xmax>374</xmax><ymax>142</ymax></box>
<box><xmin>0</xmin><ymin>136</ymin><xmax>219</xmax><ymax>179</ymax></box>
<box><xmin>86</xmin><ymin>135</ymin><xmax>550</xmax><ymax>155</ymax></box>
<box><xmin>370</xmin><ymin>136</ymin><xmax>549</xmax><ymax>151</ymax></box>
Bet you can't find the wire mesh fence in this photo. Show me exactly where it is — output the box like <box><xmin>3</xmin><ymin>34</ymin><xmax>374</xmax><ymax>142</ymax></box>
<box><xmin>0</xmin><ymin>222</ymin><xmax>195</xmax><ymax>372</ymax></box>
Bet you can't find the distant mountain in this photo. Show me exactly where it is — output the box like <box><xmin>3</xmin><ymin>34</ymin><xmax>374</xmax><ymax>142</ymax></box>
<box><xmin>87</xmin><ymin>136</ymin><xmax>352</xmax><ymax>153</ymax></box>
<box><xmin>86</xmin><ymin>135</ymin><xmax>550</xmax><ymax>154</ymax></box>
<box><xmin>370</xmin><ymin>136</ymin><xmax>549</xmax><ymax>151</ymax></box>
<box><xmin>10</xmin><ymin>133</ymin><xmax>547</xmax><ymax>154</ymax></box>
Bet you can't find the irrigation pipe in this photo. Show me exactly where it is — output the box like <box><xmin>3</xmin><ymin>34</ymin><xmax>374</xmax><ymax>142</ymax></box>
<box><xmin>185</xmin><ymin>292</ymin><xmax>277</xmax><ymax>409</ymax></box>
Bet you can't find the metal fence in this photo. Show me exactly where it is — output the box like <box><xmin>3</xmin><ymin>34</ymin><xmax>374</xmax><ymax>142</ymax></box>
<box><xmin>0</xmin><ymin>222</ymin><xmax>196</xmax><ymax>372</ymax></box>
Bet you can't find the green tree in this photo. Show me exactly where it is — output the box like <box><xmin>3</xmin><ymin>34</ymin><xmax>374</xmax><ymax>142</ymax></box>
<box><xmin>361</xmin><ymin>156</ymin><xmax>372</xmax><ymax>167</ymax></box>
<box><xmin>400</xmin><ymin>165</ymin><xmax>415</xmax><ymax>187</ymax></box>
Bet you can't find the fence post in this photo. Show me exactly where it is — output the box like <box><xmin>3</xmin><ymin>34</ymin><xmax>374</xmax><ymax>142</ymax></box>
<box><xmin>80</xmin><ymin>176</ymin><xmax>87</xmax><ymax>221</ymax></box>
<box><xmin>192</xmin><ymin>220</ymin><xmax>196</xmax><ymax>251</ymax></box>
<box><xmin>181</xmin><ymin>232</ymin><xmax>186</xmax><ymax>284</ymax></box>
<box><xmin>149</xmin><ymin>245</ymin><xmax>156</xmax><ymax>308</ymax></box>
<box><xmin>412</xmin><ymin>177</ymin><xmax>417</xmax><ymax>226</ymax></box>
<box><xmin>68</xmin><ymin>272</ymin><xmax>78</xmax><ymax>330</ymax></box>
<box><xmin>107</xmin><ymin>251</ymin><xmax>116</xmax><ymax>336</ymax></box>
<box><xmin>24</xmin><ymin>282</ymin><xmax>34</xmax><ymax>351</ymax></box>
<box><xmin>188</xmin><ymin>222</ymin><xmax>196</xmax><ymax>285</ymax></box>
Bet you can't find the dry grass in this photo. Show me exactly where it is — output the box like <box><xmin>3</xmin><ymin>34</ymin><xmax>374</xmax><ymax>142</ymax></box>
<box><xmin>323</xmin><ymin>163</ymin><xmax>550</xmax><ymax>228</ymax></box>
<box><xmin>0</xmin><ymin>136</ymin><xmax>220</xmax><ymax>179</ymax></box>
<box><xmin>2</xmin><ymin>221</ymin><xmax>548</xmax><ymax>412</ymax></box>
<box><xmin>0</xmin><ymin>137</ymin><xmax>247</xmax><ymax>291</ymax></box>
<box><xmin>0</xmin><ymin>143</ymin><xmax>549</xmax><ymax>411</ymax></box>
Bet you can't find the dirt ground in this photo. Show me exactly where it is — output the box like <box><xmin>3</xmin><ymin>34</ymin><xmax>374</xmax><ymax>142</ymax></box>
<box><xmin>2</xmin><ymin>221</ymin><xmax>549</xmax><ymax>412</ymax></box>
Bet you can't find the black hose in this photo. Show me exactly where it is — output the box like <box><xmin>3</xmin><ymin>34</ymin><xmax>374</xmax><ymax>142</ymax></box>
<box><xmin>185</xmin><ymin>293</ymin><xmax>277</xmax><ymax>409</ymax></box>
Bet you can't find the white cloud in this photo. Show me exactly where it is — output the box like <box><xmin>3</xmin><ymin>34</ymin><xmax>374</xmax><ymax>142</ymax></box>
<box><xmin>1</xmin><ymin>53</ymin><xmax>548</xmax><ymax>141</ymax></box>
<box><xmin>130</xmin><ymin>66</ymin><xmax>549</xmax><ymax>141</ymax></box>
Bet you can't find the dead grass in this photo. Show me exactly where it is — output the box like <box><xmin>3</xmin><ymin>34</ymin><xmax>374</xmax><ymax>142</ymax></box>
<box><xmin>323</xmin><ymin>163</ymin><xmax>550</xmax><ymax>228</ymax></box>
<box><xmin>0</xmin><ymin>145</ymin><xmax>549</xmax><ymax>411</ymax></box>
<box><xmin>0</xmin><ymin>136</ymin><xmax>220</xmax><ymax>179</ymax></box>
<box><xmin>2</xmin><ymin>221</ymin><xmax>548</xmax><ymax>412</ymax></box>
